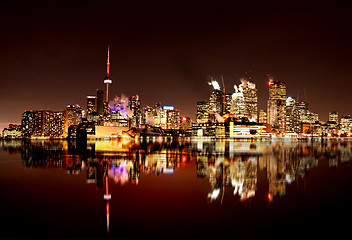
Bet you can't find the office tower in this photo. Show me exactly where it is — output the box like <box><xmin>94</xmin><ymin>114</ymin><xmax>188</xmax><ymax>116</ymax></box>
<box><xmin>285</xmin><ymin>97</ymin><xmax>295</xmax><ymax>132</ymax></box>
<box><xmin>241</xmin><ymin>80</ymin><xmax>258</xmax><ymax>121</ymax></box>
<box><xmin>96</xmin><ymin>89</ymin><xmax>105</xmax><ymax>116</ymax></box>
<box><xmin>49</xmin><ymin>111</ymin><xmax>65</xmax><ymax>137</ymax></box>
<box><xmin>231</xmin><ymin>85</ymin><xmax>245</xmax><ymax>120</ymax></box>
<box><xmin>129</xmin><ymin>95</ymin><xmax>142</xmax><ymax>128</ymax></box>
<box><xmin>259</xmin><ymin>110</ymin><xmax>267</xmax><ymax>124</ymax></box>
<box><xmin>209</xmin><ymin>89</ymin><xmax>223</xmax><ymax>116</ymax></box>
<box><xmin>103</xmin><ymin>45</ymin><xmax>112</xmax><ymax>103</ymax></box>
<box><xmin>267</xmin><ymin>80</ymin><xmax>286</xmax><ymax>132</ymax></box>
<box><xmin>144</xmin><ymin>106</ymin><xmax>154</xmax><ymax>126</ymax></box>
<box><xmin>329</xmin><ymin>111</ymin><xmax>339</xmax><ymax>124</ymax></box>
<box><xmin>224</xmin><ymin>94</ymin><xmax>232</xmax><ymax>115</ymax></box>
<box><xmin>65</xmin><ymin>104</ymin><xmax>83</xmax><ymax>126</ymax></box>
<box><xmin>232</xmin><ymin>79</ymin><xmax>258</xmax><ymax>121</ymax></box>
<box><xmin>196</xmin><ymin>100</ymin><xmax>210</xmax><ymax>124</ymax></box>
<box><xmin>87</xmin><ymin>96</ymin><xmax>97</xmax><ymax>115</ymax></box>
<box><xmin>64</xmin><ymin>104</ymin><xmax>83</xmax><ymax>136</ymax></box>
<box><xmin>144</xmin><ymin>103</ymin><xmax>162</xmax><ymax>127</ymax></box>
<box><xmin>162</xmin><ymin>106</ymin><xmax>180</xmax><ymax>130</ymax></box>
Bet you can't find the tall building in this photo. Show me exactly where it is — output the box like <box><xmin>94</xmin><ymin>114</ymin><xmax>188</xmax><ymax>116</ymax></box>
<box><xmin>144</xmin><ymin>103</ymin><xmax>162</xmax><ymax>127</ymax></box>
<box><xmin>162</xmin><ymin>106</ymin><xmax>180</xmax><ymax>130</ymax></box>
<box><xmin>103</xmin><ymin>45</ymin><xmax>112</xmax><ymax>103</ymax></box>
<box><xmin>231</xmin><ymin>86</ymin><xmax>246</xmax><ymax>120</ymax></box>
<box><xmin>285</xmin><ymin>97</ymin><xmax>296</xmax><ymax>132</ymax></box>
<box><xmin>267</xmin><ymin>80</ymin><xmax>286</xmax><ymax>132</ymax></box>
<box><xmin>209</xmin><ymin>89</ymin><xmax>223</xmax><ymax>116</ymax></box>
<box><xmin>231</xmin><ymin>79</ymin><xmax>258</xmax><ymax>121</ymax></box>
<box><xmin>224</xmin><ymin>94</ymin><xmax>232</xmax><ymax>115</ymax></box>
<box><xmin>196</xmin><ymin>100</ymin><xmax>210</xmax><ymax>124</ymax></box>
<box><xmin>129</xmin><ymin>95</ymin><xmax>142</xmax><ymax>128</ymax></box>
<box><xmin>87</xmin><ymin>96</ymin><xmax>97</xmax><ymax>115</ymax></box>
<box><xmin>64</xmin><ymin>104</ymin><xmax>83</xmax><ymax>136</ymax></box>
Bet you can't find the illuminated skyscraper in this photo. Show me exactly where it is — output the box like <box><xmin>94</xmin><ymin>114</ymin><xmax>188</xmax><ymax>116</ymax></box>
<box><xmin>231</xmin><ymin>79</ymin><xmax>258</xmax><ymax>121</ymax></box>
<box><xmin>144</xmin><ymin>103</ymin><xmax>162</xmax><ymax>127</ymax></box>
<box><xmin>129</xmin><ymin>95</ymin><xmax>142</xmax><ymax>127</ymax></box>
<box><xmin>103</xmin><ymin>45</ymin><xmax>112</xmax><ymax>103</ymax></box>
<box><xmin>86</xmin><ymin>96</ymin><xmax>97</xmax><ymax>115</ymax></box>
<box><xmin>285</xmin><ymin>97</ymin><xmax>296</xmax><ymax>132</ymax></box>
<box><xmin>162</xmin><ymin>106</ymin><xmax>180</xmax><ymax>130</ymax></box>
<box><xmin>209</xmin><ymin>89</ymin><xmax>223</xmax><ymax>116</ymax></box>
<box><xmin>196</xmin><ymin>100</ymin><xmax>210</xmax><ymax>124</ymax></box>
<box><xmin>267</xmin><ymin>80</ymin><xmax>286</xmax><ymax>132</ymax></box>
<box><xmin>64</xmin><ymin>104</ymin><xmax>83</xmax><ymax>136</ymax></box>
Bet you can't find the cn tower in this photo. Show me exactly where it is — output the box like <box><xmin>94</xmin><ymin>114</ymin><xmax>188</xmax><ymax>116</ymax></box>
<box><xmin>103</xmin><ymin>45</ymin><xmax>112</xmax><ymax>103</ymax></box>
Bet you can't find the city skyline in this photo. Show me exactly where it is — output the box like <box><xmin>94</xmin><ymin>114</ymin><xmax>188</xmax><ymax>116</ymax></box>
<box><xmin>1</xmin><ymin>2</ymin><xmax>351</xmax><ymax>129</ymax></box>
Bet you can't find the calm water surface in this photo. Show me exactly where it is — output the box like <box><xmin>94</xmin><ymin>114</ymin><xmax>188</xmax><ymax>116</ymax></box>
<box><xmin>0</xmin><ymin>138</ymin><xmax>351</xmax><ymax>239</ymax></box>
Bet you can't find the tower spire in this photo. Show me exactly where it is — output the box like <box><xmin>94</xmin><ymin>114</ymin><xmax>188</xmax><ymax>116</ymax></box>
<box><xmin>107</xmin><ymin>45</ymin><xmax>110</xmax><ymax>77</ymax></box>
<box><xmin>104</xmin><ymin>45</ymin><xmax>112</xmax><ymax>103</ymax></box>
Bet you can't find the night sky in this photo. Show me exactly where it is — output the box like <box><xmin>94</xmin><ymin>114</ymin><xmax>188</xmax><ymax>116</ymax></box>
<box><xmin>1</xmin><ymin>2</ymin><xmax>351</xmax><ymax>129</ymax></box>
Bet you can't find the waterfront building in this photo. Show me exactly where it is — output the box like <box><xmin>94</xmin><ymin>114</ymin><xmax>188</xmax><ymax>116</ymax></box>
<box><xmin>329</xmin><ymin>111</ymin><xmax>339</xmax><ymax>124</ymax></box>
<box><xmin>2</xmin><ymin>124</ymin><xmax>22</xmax><ymax>138</ymax></box>
<box><xmin>340</xmin><ymin>115</ymin><xmax>352</xmax><ymax>135</ymax></box>
<box><xmin>21</xmin><ymin>110</ymin><xmax>65</xmax><ymax>138</ymax></box>
<box><xmin>258</xmin><ymin>110</ymin><xmax>267</xmax><ymax>124</ymax></box>
<box><xmin>301</xmin><ymin>111</ymin><xmax>319</xmax><ymax>124</ymax></box>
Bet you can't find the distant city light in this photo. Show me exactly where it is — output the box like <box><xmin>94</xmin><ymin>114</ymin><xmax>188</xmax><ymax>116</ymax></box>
<box><xmin>163</xmin><ymin>106</ymin><xmax>174</xmax><ymax>110</ymax></box>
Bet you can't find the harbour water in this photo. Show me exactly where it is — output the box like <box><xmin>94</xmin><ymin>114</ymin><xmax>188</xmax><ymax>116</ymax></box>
<box><xmin>0</xmin><ymin>138</ymin><xmax>351</xmax><ymax>239</ymax></box>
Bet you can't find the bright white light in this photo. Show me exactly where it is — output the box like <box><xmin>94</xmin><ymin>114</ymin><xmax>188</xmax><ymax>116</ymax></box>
<box><xmin>208</xmin><ymin>80</ymin><xmax>220</xmax><ymax>90</ymax></box>
<box><xmin>104</xmin><ymin>79</ymin><xmax>112</xmax><ymax>84</ymax></box>
<box><xmin>163</xmin><ymin>106</ymin><xmax>174</xmax><ymax>110</ymax></box>
<box><xmin>208</xmin><ymin>188</ymin><xmax>220</xmax><ymax>200</ymax></box>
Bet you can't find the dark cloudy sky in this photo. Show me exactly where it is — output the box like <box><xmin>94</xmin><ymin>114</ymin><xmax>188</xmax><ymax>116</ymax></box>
<box><xmin>0</xmin><ymin>1</ymin><xmax>351</xmax><ymax>129</ymax></box>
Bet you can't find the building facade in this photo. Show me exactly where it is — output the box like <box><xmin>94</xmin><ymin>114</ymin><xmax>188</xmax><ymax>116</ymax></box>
<box><xmin>267</xmin><ymin>80</ymin><xmax>286</xmax><ymax>132</ymax></box>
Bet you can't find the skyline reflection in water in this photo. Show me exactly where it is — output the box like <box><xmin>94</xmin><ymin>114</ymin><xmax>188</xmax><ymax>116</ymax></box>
<box><xmin>0</xmin><ymin>138</ymin><xmax>351</xmax><ymax>238</ymax></box>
